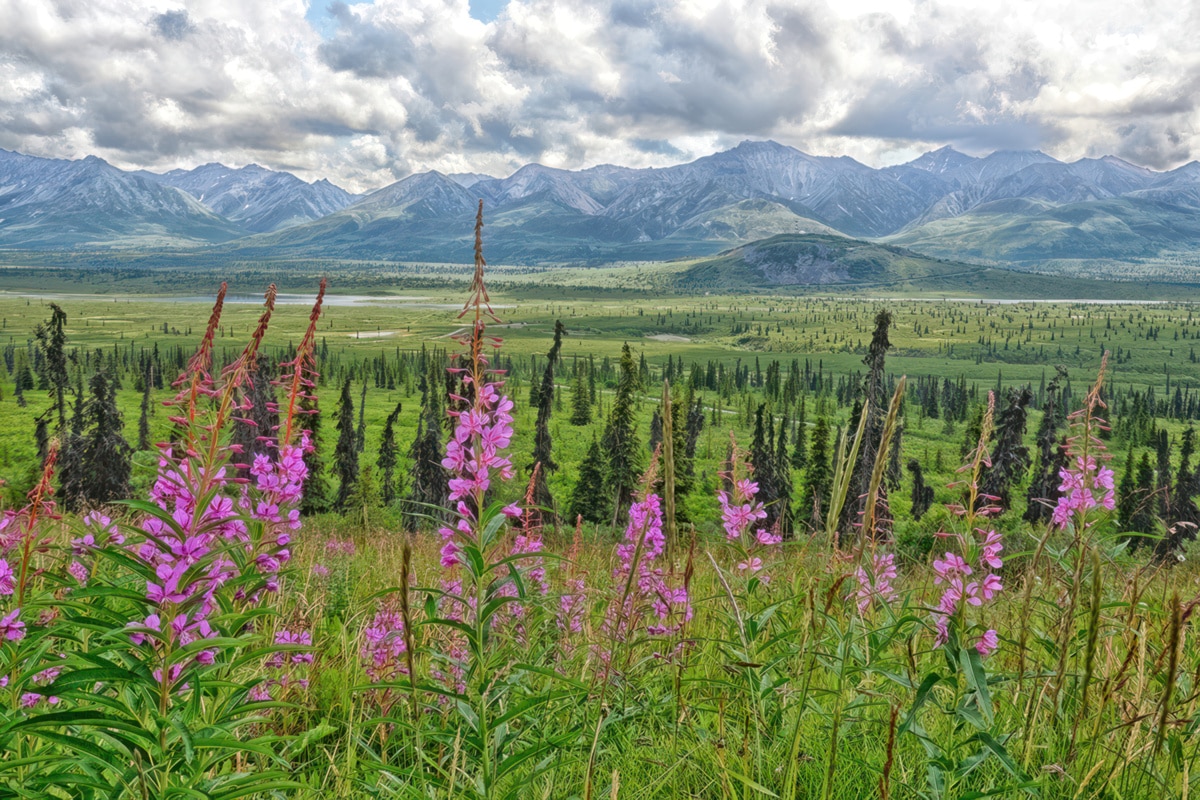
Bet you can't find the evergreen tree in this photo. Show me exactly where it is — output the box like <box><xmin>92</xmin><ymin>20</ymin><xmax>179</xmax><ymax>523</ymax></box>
<box><xmin>842</xmin><ymin>310</ymin><xmax>892</xmax><ymax>533</ymax></box>
<box><xmin>299</xmin><ymin>393</ymin><xmax>333</xmax><ymax>515</ymax></box>
<box><xmin>355</xmin><ymin>382</ymin><xmax>367</xmax><ymax>453</ymax></box>
<box><xmin>569</xmin><ymin>364</ymin><xmax>591</xmax><ymax>425</ymax></box>
<box><xmin>231</xmin><ymin>356</ymin><xmax>278</xmax><ymax>480</ymax></box>
<box><xmin>908</xmin><ymin>459</ymin><xmax>935</xmax><ymax>521</ymax></box>
<box><xmin>774</xmin><ymin>413</ymin><xmax>792</xmax><ymax>536</ymax></box>
<box><xmin>333</xmin><ymin>378</ymin><xmax>360</xmax><ymax>511</ymax></box>
<box><xmin>34</xmin><ymin>416</ymin><xmax>49</xmax><ymax>464</ymax></box>
<box><xmin>799</xmin><ymin>416</ymin><xmax>832</xmax><ymax>529</ymax></box>
<box><xmin>377</xmin><ymin>402</ymin><xmax>404</xmax><ymax>506</ymax></box>
<box><xmin>406</xmin><ymin>360</ymin><xmax>447</xmax><ymax>525</ymax></box>
<box><xmin>749</xmin><ymin>404</ymin><xmax>781</xmax><ymax>530</ymax></box>
<box><xmin>980</xmin><ymin>387</ymin><xmax>1032</xmax><ymax>511</ymax></box>
<box><xmin>67</xmin><ymin>372</ymin><xmax>132</xmax><ymax>510</ymax></box>
<box><xmin>648</xmin><ymin>409</ymin><xmax>663</xmax><ymax>453</ymax></box>
<box><xmin>1121</xmin><ymin>452</ymin><xmax>1159</xmax><ymax>549</ymax></box>
<box><xmin>34</xmin><ymin>303</ymin><xmax>69</xmax><ymax>431</ymax></box>
<box><xmin>1168</xmin><ymin>428</ymin><xmax>1200</xmax><ymax>552</ymax></box>
<box><xmin>58</xmin><ymin>373</ymin><xmax>86</xmax><ymax>511</ymax></box>
<box><xmin>602</xmin><ymin>343</ymin><xmax>642</xmax><ymax>521</ymax></box>
<box><xmin>568</xmin><ymin>435</ymin><xmax>609</xmax><ymax>524</ymax></box>
<box><xmin>1025</xmin><ymin>367</ymin><xmax>1068</xmax><ymax>523</ymax></box>
<box><xmin>346</xmin><ymin>463</ymin><xmax>381</xmax><ymax>529</ymax></box>
<box><xmin>137</xmin><ymin>363</ymin><xmax>153</xmax><ymax>451</ymax></box>
<box><xmin>791</xmin><ymin>397</ymin><xmax>808</xmax><ymax>470</ymax></box>
<box><xmin>530</xmin><ymin>321</ymin><xmax>565</xmax><ymax>519</ymax></box>
<box><xmin>886</xmin><ymin>424</ymin><xmax>904</xmax><ymax>492</ymax></box>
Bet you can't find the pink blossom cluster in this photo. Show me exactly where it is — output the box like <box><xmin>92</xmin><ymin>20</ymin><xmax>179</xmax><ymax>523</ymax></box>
<box><xmin>252</xmin><ymin>627</ymin><xmax>314</xmax><ymax>701</ymax></box>
<box><xmin>1051</xmin><ymin>456</ymin><xmax>1116</xmax><ymax>529</ymax></box>
<box><xmin>853</xmin><ymin>552</ymin><xmax>898</xmax><ymax>613</ymax></box>
<box><xmin>717</xmin><ymin>476</ymin><xmax>782</xmax><ymax>581</ymax></box>
<box><xmin>0</xmin><ymin>551</ymin><xmax>17</xmax><ymax>642</ymax></box>
<box><xmin>360</xmin><ymin>607</ymin><xmax>409</xmax><ymax>683</ymax></box>
<box><xmin>601</xmin><ymin>494</ymin><xmax>692</xmax><ymax>660</ymax></box>
<box><xmin>20</xmin><ymin>663</ymin><xmax>64</xmax><ymax>709</ymax></box>
<box><xmin>931</xmin><ymin>528</ymin><xmax>1004</xmax><ymax>656</ymax></box>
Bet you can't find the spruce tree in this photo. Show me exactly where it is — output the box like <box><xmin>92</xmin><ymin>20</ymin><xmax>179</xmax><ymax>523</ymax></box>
<box><xmin>68</xmin><ymin>372</ymin><xmax>132</xmax><ymax>510</ymax></box>
<box><xmin>231</xmin><ymin>356</ymin><xmax>278</xmax><ymax>479</ymax></box>
<box><xmin>749</xmin><ymin>404</ymin><xmax>781</xmax><ymax>529</ymax></box>
<box><xmin>842</xmin><ymin>310</ymin><xmax>892</xmax><ymax>533</ymax></box>
<box><xmin>406</xmin><ymin>360</ymin><xmax>447</xmax><ymax>525</ymax></box>
<box><xmin>530</xmin><ymin>321</ymin><xmax>565</xmax><ymax>519</ymax></box>
<box><xmin>602</xmin><ymin>343</ymin><xmax>642</xmax><ymax>521</ymax></box>
<box><xmin>57</xmin><ymin>373</ymin><xmax>86</xmax><ymax>511</ymax></box>
<box><xmin>355</xmin><ymin>381</ymin><xmax>367</xmax><ymax>453</ymax></box>
<box><xmin>908</xmin><ymin>459</ymin><xmax>935</xmax><ymax>521</ymax></box>
<box><xmin>346</xmin><ymin>463</ymin><xmax>381</xmax><ymax>529</ymax></box>
<box><xmin>1025</xmin><ymin>367</ymin><xmax>1068</xmax><ymax>523</ymax></box>
<box><xmin>683</xmin><ymin>393</ymin><xmax>705</xmax><ymax>478</ymax></box>
<box><xmin>774</xmin><ymin>413</ymin><xmax>792</xmax><ymax>537</ymax></box>
<box><xmin>34</xmin><ymin>303</ymin><xmax>69</xmax><ymax>431</ymax></box>
<box><xmin>568</xmin><ymin>434</ymin><xmax>609</xmax><ymax>524</ymax></box>
<box><xmin>980</xmin><ymin>387</ymin><xmax>1032</xmax><ymax>511</ymax></box>
<box><xmin>570</xmin><ymin>364</ymin><xmax>591</xmax><ymax>425</ymax></box>
<box><xmin>377</xmin><ymin>402</ymin><xmax>404</xmax><ymax>506</ymax></box>
<box><xmin>799</xmin><ymin>416</ymin><xmax>832</xmax><ymax>529</ymax></box>
<box><xmin>791</xmin><ymin>397</ymin><xmax>808</xmax><ymax>470</ymax></box>
<box><xmin>137</xmin><ymin>363</ymin><xmax>153</xmax><ymax>451</ymax></box>
<box><xmin>333</xmin><ymin>378</ymin><xmax>360</xmax><ymax>511</ymax></box>
<box><xmin>299</xmin><ymin>393</ymin><xmax>333</xmax><ymax>515</ymax></box>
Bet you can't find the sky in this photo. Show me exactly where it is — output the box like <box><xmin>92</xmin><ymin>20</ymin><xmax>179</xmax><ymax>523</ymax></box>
<box><xmin>0</xmin><ymin>0</ymin><xmax>1197</xmax><ymax>193</ymax></box>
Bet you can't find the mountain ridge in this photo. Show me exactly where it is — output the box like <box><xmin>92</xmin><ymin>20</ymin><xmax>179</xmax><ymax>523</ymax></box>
<box><xmin>5</xmin><ymin>142</ymin><xmax>1200</xmax><ymax>279</ymax></box>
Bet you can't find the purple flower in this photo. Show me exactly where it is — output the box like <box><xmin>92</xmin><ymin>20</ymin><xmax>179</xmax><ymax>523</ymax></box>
<box><xmin>854</xmin><ymin>552</ymin><xmax>898</xmax><ymax>613</ymax></box>
<box><xmin>0</xmin><ymin>608</ymin><xmax>26</xmax><ymax>641</ymax></box>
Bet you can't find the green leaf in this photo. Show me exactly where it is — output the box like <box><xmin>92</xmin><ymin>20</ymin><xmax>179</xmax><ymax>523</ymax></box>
<box><xmin>959</xmin><ymin>647</ymin><xmax>994</xmax><ymax>728</ymax></box>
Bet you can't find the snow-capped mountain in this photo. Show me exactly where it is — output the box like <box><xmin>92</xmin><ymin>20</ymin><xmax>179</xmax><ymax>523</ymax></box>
<box><xmin>149</xmin><ymin>162</ymin><xmax>358</xmax><ymax>232</ymax></box>
<box><xmin>0</xmin><ymin>150</ymin><xmax>243</xmax><ymax>247</ymax></box>
<box><xmin>5</xmin><ymin>141</ymin><xmax>1200</xmax><ymax>269</ymax></box>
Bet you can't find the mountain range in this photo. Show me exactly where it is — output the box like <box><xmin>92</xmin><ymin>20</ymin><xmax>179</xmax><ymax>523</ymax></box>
<box><xmin>4</xmin><ymin>141</ymin><xmax>1200</xmax><ymax>278</ymax></box>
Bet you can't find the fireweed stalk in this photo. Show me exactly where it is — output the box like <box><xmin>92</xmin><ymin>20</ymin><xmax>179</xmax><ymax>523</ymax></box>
<box><xmin>597</xmin><ymin>459</ymin><xmax>693</xmax><ymax>681</ymax></box>
<box><xmin>931</xmin><ymin>391</ymin><xmax>1006</xmax><ymax>655</ymax></box>
<box><xmin>425</xmin><ymin>202</ymin><xmax>555</xmax><ymax>794</ymax></box>
<box><xmin>0</xmin><ymin>442</ymin><xmax>59</xmax><ymax>635</ymax></box>
<box><xmin>716</xmin><ymin>434</ymin><xmax>781</xmax><ymax>585</ymax></box>
<box><xmin>1051</xmin><ymin>353</ymin><xmax>1115</xmax><ymax>537</ymax></box>
<box><xmin>129</xmin><ymin>281</ymin><xmax>324</xmax><ymax>701</ymax></box>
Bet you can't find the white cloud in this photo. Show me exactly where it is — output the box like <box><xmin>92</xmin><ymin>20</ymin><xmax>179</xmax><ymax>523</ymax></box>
<box><xmin>0</xmin><ymin>0</ymin><xmax>1197</xmax><ymax>191</ymax></box>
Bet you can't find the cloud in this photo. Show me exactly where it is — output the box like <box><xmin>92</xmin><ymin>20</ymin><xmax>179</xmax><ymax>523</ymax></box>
<box><xmin>0</xmin><ymin>0</ymin><xmax>1198</xmax><ymax>191</ymax></box>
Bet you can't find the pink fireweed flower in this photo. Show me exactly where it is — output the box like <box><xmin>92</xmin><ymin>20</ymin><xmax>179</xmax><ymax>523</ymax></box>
<box><xmin>931</xmin><ymin>527</ymin><xmax>1004</xmax><ymax>652</ymax></box>
<box><xmin>976</xmin><ymin>629</ymin><xmax>999</xmax><ymax>656</ymax></box>
<box><xmin>932</xmin><ymin>552</ymin><xmax>972</xmax><ymax>583</ymax></box>
<box><xmin>600</xmin><ymin>493</ymin><xmax>692</xmax><ymax>660</ymax></box>
<box><xmin>0</xmin><ymin>559</ymin><xmax>13</xmax><ymax>596</ymax></box>
<box><xmin>0</xmin><ymin>607</ymin><xmax>25</xmax><ymax>640</ymax></box>
<box><xmin>717</xmin><ymin>439</ymin><xmax>782</xmax><ymax>584</ymax></box>
<box><xmin>361</xmin><ymin>608</ymin><xmax>407</xmax><ymax>681</ymax></box>
<box><xmin>854</xmin><ymin>552</ymin><xmax>898</xmax><ymax>613</ymax></box>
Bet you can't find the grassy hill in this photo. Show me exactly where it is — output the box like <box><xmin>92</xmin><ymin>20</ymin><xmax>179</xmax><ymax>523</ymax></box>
<box><xmin>671</xmin><ymin>232</ymin><xmax>1200</xmax><ymax>299</ymax></box>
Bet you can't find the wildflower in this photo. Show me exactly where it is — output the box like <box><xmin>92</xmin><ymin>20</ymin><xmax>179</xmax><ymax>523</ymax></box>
<box><xmin>976</xmin><ymin>629</ymin><xmax>999</xmax><ymax>656</ymax></box>
<box><xmin>0</xmin><ymin>559</ymin><xmax>13</xmax><ymax>595</ymax></box>
<box><xmin>67</xmin><ymin>561</ymin><xmax>89</xmax><ymax>587</ymax></box>
<box><xmin>854</xmin><ymin>552</ymin><xmax>898</xmax><ymax>613</ymax></box>
<box><xmin>0</xmin><ymin>607</ymin><xmax>25</xmax><ymax>641</ymax></box>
